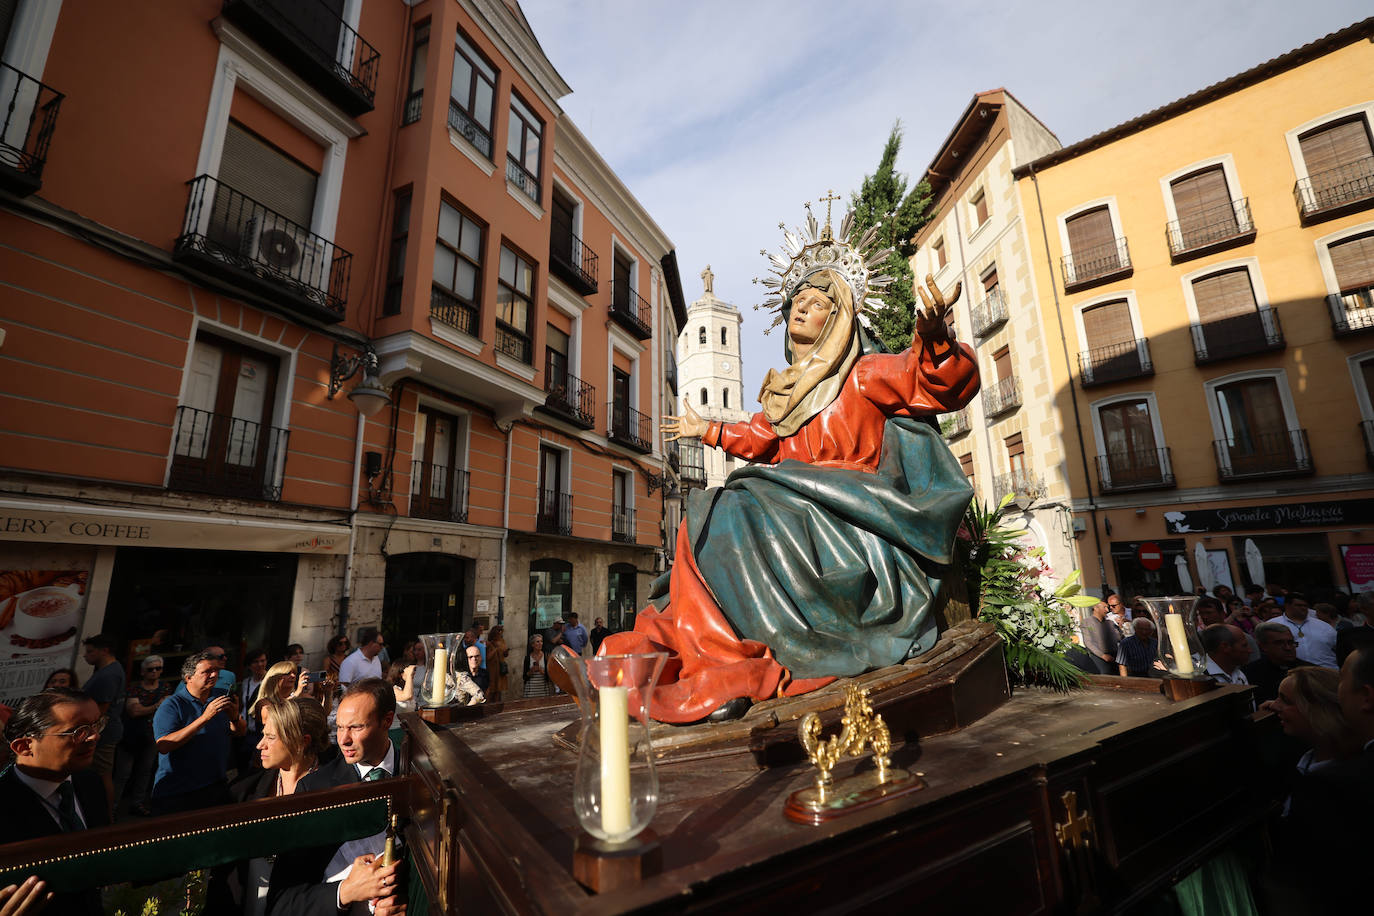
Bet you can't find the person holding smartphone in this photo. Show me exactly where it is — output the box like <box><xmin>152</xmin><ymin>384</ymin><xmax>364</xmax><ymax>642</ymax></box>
<box><xmin>151</xmin><ymin>651</ymin><xmax>246</xmax><ymax>814</ymax></box>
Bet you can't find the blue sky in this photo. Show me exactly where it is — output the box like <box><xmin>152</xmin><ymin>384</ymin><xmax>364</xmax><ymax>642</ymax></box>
<box><xmin>521</xmin><ymin>0</ymin><xmax>1370</xmax><ymax>408</ymax></box>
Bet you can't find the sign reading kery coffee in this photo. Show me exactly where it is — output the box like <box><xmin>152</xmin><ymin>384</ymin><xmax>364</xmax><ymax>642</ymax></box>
<box><xmin>1163</xmin><ymin>498</ymin><xmax>1374</xmax><ymax>534</ymax></box>
<box><xmin>0</xmin><ymin>500</ymin><xmax>347</xmax><ymax>554</ymax></box>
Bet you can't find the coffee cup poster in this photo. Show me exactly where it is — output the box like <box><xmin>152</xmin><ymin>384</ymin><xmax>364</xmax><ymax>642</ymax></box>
<box><xmin>0</xmin><ymin>568</ymin><xmax>91</xmax><ymax>705</ymax></box>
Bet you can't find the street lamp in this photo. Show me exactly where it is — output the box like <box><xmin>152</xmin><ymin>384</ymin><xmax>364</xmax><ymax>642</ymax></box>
<box><xmin>328</xmin><ymin>344</ymin><xmax>390</xmax><ymax>417</ymax></box>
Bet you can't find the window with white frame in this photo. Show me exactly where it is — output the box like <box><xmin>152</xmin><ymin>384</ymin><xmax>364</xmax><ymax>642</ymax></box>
<box><xmin>1092</xmin><ymin>394</ymin><xmax>1169</xmax><ymax>489</ymax></box>
<box><xmin>1324</xmin><ymin>229</ymin><xmax>1374</xmax><ymax>333</ymax></box>
<box><xmin>612</xmin><ymin>468</ymin><xmax>634</xmax><ymax>542</ymax></box>
<box><xmin>1351</xmin><ymin>351</ymin><xmax>1374</xmax><ymax>458</ymax></box>
<box><xmin>1206</xmin><ymin>372</ymin><xmax>1309</xmax><ymax>479</ymax></box>
<box><xmin>411</xmin><ymin>407</ymin><xmax>468</xmax><ymax>522</ymax></box>
<box><xmin>1062</xmin><ymin>203</ymin><xmax>1126</xmax><ymax>285</ymax></box>
<box><xmin>1292</xmin><ymin>112</ymin><xmax>1374</xmax><ymax>216</ymax></box>
<box><xmin>1166</xmin><ymin>163</ymin><xmax>1248</xmax><ymax>253</ymax></box>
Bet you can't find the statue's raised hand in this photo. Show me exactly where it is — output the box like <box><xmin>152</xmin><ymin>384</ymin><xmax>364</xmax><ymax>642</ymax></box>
<box><xmin>914</xmin><ymin>274</ymin><xmax>960</xmax><ymax>348</ymax></box>
<box><xmin>662</xmin><ymin>399</ymin><xmax>709</xmax><ymax>442</ymax></box>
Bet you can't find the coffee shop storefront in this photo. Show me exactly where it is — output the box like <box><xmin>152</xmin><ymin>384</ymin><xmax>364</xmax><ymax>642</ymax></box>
<box><xmin>0</xmin><ymin>497</ymin><xmax>349</xmax><ymax>704</ymax></box>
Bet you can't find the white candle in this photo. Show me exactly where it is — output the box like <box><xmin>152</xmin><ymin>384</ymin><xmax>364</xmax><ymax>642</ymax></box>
<box><xmin>431</xmin><ymin>643</ymin><xmax>449</xmax><ymax>705</ymax></box>
<box><xmin>1164</xmin><ymin>611</ymin><xmax>1194</xmax><ymax>675</ymax></box>
<box><xmin>599</xmin><ymin>684</ymin><xmax>632</xmax><ymax>836</ymax></box>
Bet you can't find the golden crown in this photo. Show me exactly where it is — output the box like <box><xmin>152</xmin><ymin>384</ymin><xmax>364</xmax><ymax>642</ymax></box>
<box><xmin>753</xmin><ymin>190</ymin><xmax>896</xmax><ymax>332</ymax></box>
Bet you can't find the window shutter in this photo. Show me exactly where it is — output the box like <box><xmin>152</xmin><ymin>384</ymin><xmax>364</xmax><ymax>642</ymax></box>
<box><xmin>981</xmin><ymin>267</ymin><xmax>999</xmax><ymax>294</ymax></box>
<box><xmin>993</xmin><ymin>346</ymin><xmax>1012</xmax><ymax>381</ymax></box>
<box><xmin>1329</xmin><ymin>232</ymin><xmax>1374</xmax><ymax>292</ymax></box>
<box><xmin>218</xmin><ymin>121</ymin><xmax>318</xmax><ymax>229</ymax></box>
<box><xmin>1191</xmin><ymin>268</ymin><xmax>1257</xmax><ymax>322</ymax></box>
<box><xmin>1171</xmin><ymin>166</ymin><xmax>1232</xmax><ymax>227</ymax></box>
<box><xmin>1081</xmin><ymin>299</ymin><xmax>1134</xmax><ymax>348</ymax></box>
<box><xmin>1066</xmin><ymin>206</ymin><xmax>1114</xmax><ymax>256</ymax></box>
<box><xmin>1299</xmin><ymin>118</ymin><xmax>1373</xmax><ymax>177</ymax></box>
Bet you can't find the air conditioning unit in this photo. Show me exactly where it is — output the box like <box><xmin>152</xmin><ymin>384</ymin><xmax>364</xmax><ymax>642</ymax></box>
<box><xmin>242</xmin><ymin>218</ymin><xmax>327</xmax><ymax>287</ymax></box>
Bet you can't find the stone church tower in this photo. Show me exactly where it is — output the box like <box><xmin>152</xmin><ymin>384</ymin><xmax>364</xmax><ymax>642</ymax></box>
<box><xmin>677</xmin><ymin>266</ymin><xmax>751</xmax><ymax>488</ymax></box>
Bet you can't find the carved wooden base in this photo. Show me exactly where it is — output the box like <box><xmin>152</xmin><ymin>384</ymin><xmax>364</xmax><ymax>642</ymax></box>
<box><xmin>784</xmin><ymin>767</ymin><xmax>927</xmax><ymax>825</ymax></box>
<box><xmin>572</xmin><ymin>829</ymin><xmax>662</xmax><ymax>894</ymax></box>
<box><xmin>1160</xmin><ymin>676</ymin><xmax>1218</xmax><ymax>702</ymax></box>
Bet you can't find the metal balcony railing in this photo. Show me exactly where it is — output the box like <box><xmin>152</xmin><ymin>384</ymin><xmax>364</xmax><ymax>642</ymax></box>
<box><xmin>941</xmin><ymin>409</ymin><xmax>971</xmax><ymax>439</ymax></box>
<box><xmin>536</xmin><ymin>488</ymin><xmax>572</xmax><ymax>535</ymax></box>
<box><xmin>1166</xmin><ymin>198</ymin><xmax>1254</xmax><ymax>256</ymax></box>
<box><xmin>403</xmin><ymin>90</ymin><xmax>423</xmax><ymax>125</ymax></box>
<box><xmin>1061</xmin><ymin>236</ymin><xmax>1131</xmax><ymax>289</ymax></box>
<box><xmin>221</xmin><ymin>0</ymin><xmax>379</xmax><ymax>115</ymax></box>
<box><xmin>506</xmin><ymin>155</ymin><xmax>539</xmax><ymax>203</ymax></box>
<box><xmin>610</xmin><ymin>282</ymin><xmax>653</xmax><ymax>340</ymax></box>
<box><xmin>612</xmin><ymin>506</ymin><xmax>636</xmax><ymax>543</ymax></box>
<box><xmin>1294</xmin><ymin>156</ymin><xmax>1374</xmax><ymax>219</ymax></box>
<box><xmin>410</xmin><ymin>463</ymin><xmax>469</xmax><ymax>524</ymax></box>
<box><xmin>543</xmin><ymin>351</ymin><xmax>595</xmax><ymax>428</ymax></box>
<box><xmin>1190</xmin><ymin>307</ymin><xmax>1284</xmax><ymax>364</ymax></box>
<box><xmin>1078</xmin><ymin>338</ymin><xmax>1153</xmax><ymax>387</ymax></box>
<box><xmin>982</xmin><ymin>375</ymin><xmax>1021</xmax><ymax>418</ymax></box>
<box><xmin>608</xmin><ymin>402</ymin><xmax>652</xmax><ymax>453</ymax></box>
<box><xmin>677</xmin><ymin>440</ymin><xmax>706</xmax><ymax>488</ymax></box>
<box><xmin>449</xmin><ymin>99</ymin><xmax>493</xmax><ymax>159</ymax></box>
<box><xmin>174</xmin><ymin>175</ymin><xmax>350</xmax><ymax>321</ymax></box>
<box><xmin>494</xmin><ymin>320</ymin><xmax>531</xmax><ymax>364</ymax></box>
<box><xmin>0</xmin><ymin>61</ymin><xmax>64</xmax><ymax>195</ymax></box>
<box><xmin>430</xmin><ymin>284</ymin><xmax>478</xmax><ymax>336</ymax></box>
<box><xmin>169</xmin><ymin>406</ymin><xmax>289</xmax><ymax>501</ymax></box>
<box><xmin>1362</xmin><ymin>420</ymin><xmax>1374</xmax><ymax>468</ymax></box>
<box><xmin>993</xmin><ymin>468</ymin><xmax>1045</xmax><ymax>506</ymax></box>
<box><xmin>1327</xmin><ymin>288</ymin><xmax>1374</xmax><ymax>336</ymax></box>
<box><xmin>549</xmin><ymin>225</ymin><xmax>598</xmax><ymax>296</ymax></box>
<box><xmin>1213</xmin><ymin>429</ymin><xmax>1313</xmax><ymax>482</ymax></box>
<box><xmin>1096</xmin><ymin>447</ymin><xmax>1175</xmax><ymax>492</ymax></box>
<box><xmin>969</xmin><ymin>288</ymin><xmax>1009</xmax><ymax>337</ymax></box>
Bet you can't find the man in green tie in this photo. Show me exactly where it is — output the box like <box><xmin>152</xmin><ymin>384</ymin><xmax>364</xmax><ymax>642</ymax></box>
<box><xmin>1</xmin><ymin>687</ymin><xmax>111</xmax><ymax>915</ymax></box>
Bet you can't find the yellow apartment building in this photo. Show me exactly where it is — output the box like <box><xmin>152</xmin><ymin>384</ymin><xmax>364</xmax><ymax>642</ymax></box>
<box><xmin>1013</xmin><ymin>18</ymin><xmax>1374</xmax><ymax>599</ymax></box>
<box><xmin>911</xmin><ymin>91</ymin><xmax>1080</xmax><ymax>584</ymax></box>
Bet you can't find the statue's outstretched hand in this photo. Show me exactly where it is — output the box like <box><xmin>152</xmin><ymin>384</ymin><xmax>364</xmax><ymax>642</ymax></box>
<box><xmin>914</xmin><ymin>274</ymin><xmax>960</xmax><ymax>349</ymax></box>
<box><xmin>662</xmin><ymin>399</ymin><xmax>709</xmax><ymax>442</ymax></box>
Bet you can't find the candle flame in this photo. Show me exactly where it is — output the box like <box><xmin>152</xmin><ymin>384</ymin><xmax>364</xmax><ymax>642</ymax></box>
<box><xmin>1168</xmin><ymin>603</ymin><xmax>1174</xmax><ymax>614</ymax></box>
<box><xmin>615</xmin><ymin>669</ymin><xmax>624</xmax><ymax>686</ymax></box>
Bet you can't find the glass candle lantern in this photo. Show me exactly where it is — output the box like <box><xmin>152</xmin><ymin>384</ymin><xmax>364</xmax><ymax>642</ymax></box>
<box><xmin>417</xmin><ymin>633</ymin><xmax>461</xmax><ymax>707</ymax></box>
<box><xmin>556</xmin><ymin>651</ymin><xmax>668</xmax><ymax>844</ymax></box>
<box><xmin>1140</xmin><ymin>596</ymin><xmax>1206</xmax><ymax>679</ymax></box>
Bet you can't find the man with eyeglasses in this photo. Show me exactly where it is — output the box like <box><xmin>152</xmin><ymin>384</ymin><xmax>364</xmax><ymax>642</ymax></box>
<box><xmin>457</xmin><ymin>645</ymin><xmax>487</xmax><ymax>706</ymax></box>
<box><xmin>268</xmin><ymin>678</ymin><xmax>405</xmax><ymax>916</ymax></box>
<box><xmin>150</xmin><ymin>651</ymin><xmax>245</xmax><ymax>815</ymax></box>
<box><xmin>204</xmin><ymin>644</ymin><xmax>237</xmax><ymax>693</ymax></box>
<box><xmin>1243</xmin><ymin>622</ymin><xmax>1313</xmax><ymax>705</ymax></box>
<box><xmin>1</xmin><ymin>687</ymin><xmax>110</xmax><ymax>914</ymax></box>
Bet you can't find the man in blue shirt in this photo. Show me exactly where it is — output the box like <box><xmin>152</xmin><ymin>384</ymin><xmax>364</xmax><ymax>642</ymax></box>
<box><xmin>151</xmin><ymin>651</ymin><xmax>245</xmax><ymax>815</ymax></box>
<box><xmin>562</xmin><ymin>613</ymin><xmax>588</xmax><ymax>655</ymax></box>
<box><xmin>205</xmin><ymin>644</ymin><xmax>237</xmax><ymax>693</ymax></box>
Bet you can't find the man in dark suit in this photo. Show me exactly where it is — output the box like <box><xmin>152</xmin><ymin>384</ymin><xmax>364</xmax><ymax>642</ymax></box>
<box><xmin>267</xmin><ymin>678</ymin><xmax>404</xmax><ymax>916</ymax></box>
<box><xmin>1</xmin><ymin>687</ymin><xmax>112</xmax><ymax>915</ymax></box>
<box><xmin>1243</xmin><ymin>622</ymin><xmax>1312</xmax><ymax>704</ymax></box>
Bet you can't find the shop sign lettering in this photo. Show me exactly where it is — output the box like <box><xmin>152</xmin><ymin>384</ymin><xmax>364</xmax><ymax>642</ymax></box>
<box><xmin>1164</xmin><ymin>498</ymin><xmax>1374</xmax><ymax>534</ymax></box>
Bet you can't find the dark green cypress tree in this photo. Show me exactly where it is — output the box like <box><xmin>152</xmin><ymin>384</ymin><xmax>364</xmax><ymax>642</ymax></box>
<box><xmin>848</xmin><ymin>121</ymin><xmax>933</xmax><ymax>352</ymax></box>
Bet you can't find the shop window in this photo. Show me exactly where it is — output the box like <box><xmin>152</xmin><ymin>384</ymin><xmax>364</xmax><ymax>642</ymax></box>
<box><xmin>383</xmin><ymin>553</ymin><xmax>467</xmax><ymax>647</ymax></box>
<box><xmin>529</xmin><ymin>558</ymin><xmax>572</xmax><ymax>638</ymax></box>
<box><xmin>607</xmin><ymin>562</ymin><xmax>637</xmax><ymax>632</ymax></box>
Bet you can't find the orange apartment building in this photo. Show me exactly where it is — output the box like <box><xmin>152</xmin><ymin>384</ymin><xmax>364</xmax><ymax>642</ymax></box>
<box><xmin>0</xmin><ymin>0</ymin><xmax>686</xmax><ymax>697</ymax></box>
<box><xmin>1012</xmin><ymin>18</ymin><xmax>1374</xmax><ymax>600</ymax></box>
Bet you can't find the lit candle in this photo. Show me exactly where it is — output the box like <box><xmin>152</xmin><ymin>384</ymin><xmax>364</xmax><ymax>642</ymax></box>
<box><xmin>431</xmin><ymin>640</ymin><xmax>449</xmax><ymax>705</ymax></box>
<box><xmin>599</xmin><ymin>679</ymin><xmax>632</xmax><ymax>837</ymax></box>
<box><xmin>1164</xmin><ymin>604</ymin><xmax>1194</xmax><ymax>675</ymax></box>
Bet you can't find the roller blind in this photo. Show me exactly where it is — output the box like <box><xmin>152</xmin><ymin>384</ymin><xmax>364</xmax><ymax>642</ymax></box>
<box><xmin>1066</xmin><ymin>206</ymin><xmax>1114</xmax><ymax>256</ymax></box>
<box><xmin>218</xmin><ymin>121</ymin><xmax>318</xmax><ymax>229</ymax></box>
<box><xmin>993</xmin><ymin>346</ymin><xmax>1012</xmax><ymax>381</ymax></box>
<box><xmin>1082</xmin><ymin>299</ymin><xmax>1134</xmax><ymax>349</ymax></box>
<box><xmin>1171</xmin><ymin>166</ymin><xmax>1232</xmax><ymax>226</ymax></box>
<box><xmin>1329</xmin><ymin>232</ymin><xmax>1374</xmax><ymax>292</ymax></box>
<box><xmin>1299</xmin><ymin>117</ymin><xmax>1373</xmax><ymax>177</ymax></box>
<box><xmin>1192</xmin><ymin>268</ymin><xmax>1257</xmax><ymax>322</ymax></box>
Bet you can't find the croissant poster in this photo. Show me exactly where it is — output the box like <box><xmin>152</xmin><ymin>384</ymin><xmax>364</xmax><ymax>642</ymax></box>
<box><xmin>0</xmin><ymin>567</ymin><xmax>92</xmax><ymax>706</ymax></box>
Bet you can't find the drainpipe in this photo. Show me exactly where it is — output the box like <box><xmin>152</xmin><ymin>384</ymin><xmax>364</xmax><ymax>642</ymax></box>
<box><xmin>1027</xmin><ymin>164</ymin><xmax>1109</xmax><ymax>590</ymax></box>
<box><xmin>498</xmin><ymin>420</ymin><xmax>513</xmax><ymax>626</ymax></box>
<box><xmin>339</xmin><ymin>411</ymin><xmax>365</xmax><ymax>636</ymax></box>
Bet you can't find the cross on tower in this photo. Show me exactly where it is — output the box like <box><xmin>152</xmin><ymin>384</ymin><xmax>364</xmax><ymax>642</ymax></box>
<box><xmin>819</xmin><ymin>189</ymin><xmax>842</xmax><ymax>240</ymax></box>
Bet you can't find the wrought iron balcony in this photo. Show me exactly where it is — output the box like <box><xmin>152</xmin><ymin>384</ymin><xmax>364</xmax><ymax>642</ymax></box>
<box><xmin>1096</xmin><ymin>447</ymin><xmax>1175</xmax><ymax>493</ymax></box>
<box><xmin>982</xmin><ymin>375</ymin><xmax>1021</xmax><ymax>418</ymax></box>
<box><xmin>1213</xmin><ymin>429</ymin><xmax>1313</xmax><ymax>482</ymax></box>
<box><xmin>1294</xmin><ymin>156</ymin><xmax>1374</xmax><ymax>221</ymax></box>
<box><xmin>677</xmin><ymin>440</ymin><xmax>706</xmax><ymax>488</ymax></box>
<box><xmin>410</xmin><ymin>462</ymin><xmax>469</xmax><ymax>524</ymax></box>
<box><xmin>612</xmin><ymin>506</ymin><xmax>636</xmax><ymax>543</ymax></box>
<box><xmin>1166</xmin><ymin>198</ymin><xmax>1254</xmax><ymax>259</ymax></box>
<box><xmin>1061</xmin><ymin>237</ymin><xmax>1131</xmax><ymax>291</ymax></box>
<box><xmin>1189</xmin><ymin>307</ymin><xmax>1284</xmax><ymax>364</ymax></box>
<box><xmin>536</xmin><ymin>488</ymin><xmax>572</xmax><ymax>536</ymax></box>
<box><xmin>1327</xmin><ymin>288</ymin><xmax>1374</xmax><ymax>336</ymax></box>
<box><xmin>169</xmin><ymin>406</ymin><xmax>289</xmax><ymax>501</ymax></box>
<box><xmin>1078</xmin><ymin>338</ymin><xmax>1153</xmax><ymax>387</ymax></box>
<box><xmin>549</xmin><ymin>225</ymin><xmax>598</xmax><ymax>296</ymax></box>
<box><xmin>0</xmin><ymin>61</ymin><xmax>64</xmax><ymax>196</ymax></box>
<box><xmin>969</xmin><ymin>288</ymin><xmax>1008</xmax><ymax>338</ymax></box>
<box><xmin>941</xmin><ymin>409</ymin><xmax>971</xmax><ymax>439</ymax></box>
<box><xmin>1362</xmin><ymin>420</ymin><xmax>1374</xmax><ymax>469</ymax></box>
<box><xmin>610</xmin><ymin>282</ymin><xmax>652</xmax><ymax>340</ymax></box>
<box><xmin>494</xmin><ymin>320</ymin><xmax>531</xmax><ymax>365</ymax></box>
<box><xmin>221</xmin><ymin>0</ymin><xmax>379</xmax><ymax>115</ymax></box>
<box><xmin>543</xmin><ymin>351</ymin><xmax>595</xmax><ymax>429</ymax></box>
<box><xmin>430</xmin><ymin>284</ymin><xmax>478</xmax><ymax>336</ymax></box>
<box><xmin>609</xmin><ymin>402</ymin><xmax>652</xmax><ymax>453</ymax></box>
<box><xmin>174</xmin><ymin>175</ymin><xmax>351</xmax><ymax>322</ymax></box>
<box><xmin>403</xmin><ymin>90</ymin><xmax>423</xmax><ymax>126</ymax></box>
<box><xmin>993</xmin><ymin>468</ymin><xmax>1045</xmax><ymax>507</ymax></box>
<box><xmin>449</xmin><ymin>100</ymin><xmax>492</xmax><ymax>159</ymax></box>
<box><xmin>506</xmin><ymin>155</ymin><xmax>539</xmax><ymax>204</ymax></box>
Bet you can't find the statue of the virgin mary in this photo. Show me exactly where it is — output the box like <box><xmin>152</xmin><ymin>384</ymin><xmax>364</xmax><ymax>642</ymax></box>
<box><xmin>600</xmin><ymin>203</ymin><xmax>981</xmax><ymax>722</ymax></box>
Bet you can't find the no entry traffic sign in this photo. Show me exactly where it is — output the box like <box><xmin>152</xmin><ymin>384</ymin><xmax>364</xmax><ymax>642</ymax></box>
<box><xmin>1137</xmin><ymin>541</ymin><xmax>1164</xmax><ymax>571</ymax></box>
